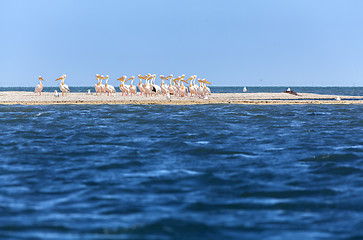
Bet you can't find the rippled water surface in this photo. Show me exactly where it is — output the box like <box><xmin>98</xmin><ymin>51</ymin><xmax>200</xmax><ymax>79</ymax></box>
<box><xmin>1</xmin><ymin>104</ymin><xmax>362</xmax><ymax>239</ymax></box>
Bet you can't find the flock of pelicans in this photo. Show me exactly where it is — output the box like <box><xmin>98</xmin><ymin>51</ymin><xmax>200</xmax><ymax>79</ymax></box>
<box><xmin>35</xmin><ymin>74</ymin><xmax>212</xmax><ymax>99</ymax></box>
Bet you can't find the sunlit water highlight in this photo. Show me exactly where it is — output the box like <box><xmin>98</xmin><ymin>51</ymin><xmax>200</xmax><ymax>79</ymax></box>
<box><xmin>0</xmin><ymin>96</ymin><xmax>362</xmax><ymax>239</ymax></box>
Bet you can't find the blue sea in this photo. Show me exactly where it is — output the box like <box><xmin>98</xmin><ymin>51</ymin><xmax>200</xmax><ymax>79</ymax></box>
<box><xmin>1</xmin><ymin>87</ymin><xmax>362</xmax><ymax>240</ymax></box>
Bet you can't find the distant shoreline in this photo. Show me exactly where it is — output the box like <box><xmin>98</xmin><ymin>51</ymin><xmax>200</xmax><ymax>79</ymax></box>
<box><xmin>0</xmin><ymin>91</ymin><xmax>362</xmax><ymax>105</ymax></box>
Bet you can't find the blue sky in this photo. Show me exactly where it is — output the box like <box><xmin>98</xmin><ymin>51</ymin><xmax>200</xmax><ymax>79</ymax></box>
<box><xmin>1</xmin><ymin>0</ymin><xmax>362</xmax><ymax>87</ymax></box>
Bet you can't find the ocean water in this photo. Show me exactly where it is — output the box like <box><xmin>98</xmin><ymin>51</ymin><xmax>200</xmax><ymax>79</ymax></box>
<box><xmin>1</xmin><ymin>98</ymin><xmax>363</xmax><ymax>239</ymax></box>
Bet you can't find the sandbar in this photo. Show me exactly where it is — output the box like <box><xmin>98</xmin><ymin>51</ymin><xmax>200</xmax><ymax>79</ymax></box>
<box><xmin>0</xmin><ymin>91</ymin><xmax>362</xmax><ymax>105</ymax></box>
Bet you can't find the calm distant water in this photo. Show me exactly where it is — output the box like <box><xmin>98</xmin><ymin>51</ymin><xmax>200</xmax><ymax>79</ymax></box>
<box><xmin>1</xmin><ymin>86</ymin><xmax>363</xmax><ymax>96</ymax></box>
<box><xmin>1</xmin><ymin>95</ymin><xmax>363</xmax><ymax>239</ymax></box>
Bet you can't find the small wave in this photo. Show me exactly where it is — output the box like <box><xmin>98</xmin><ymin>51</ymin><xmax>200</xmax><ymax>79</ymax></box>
<box><xmin>123</xmin><ymin>169</ymin><xmax>200</xmax><ymax>178</ymax></box>
<box><xmin>96</xmin><ymin>161</ymin><xmax>144</xmax><ymax>171</ymax></box>
<box><xmin>299</xmin><ymin>153</ymin><xmax>359</xmax><ymax>162</ymax></box>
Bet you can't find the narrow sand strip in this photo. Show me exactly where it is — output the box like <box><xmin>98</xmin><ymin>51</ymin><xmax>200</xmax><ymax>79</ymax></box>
<box><xmin>0</xmin><ymin>91</ymin><xmax>362</xmax><ymax>105</ymax></box>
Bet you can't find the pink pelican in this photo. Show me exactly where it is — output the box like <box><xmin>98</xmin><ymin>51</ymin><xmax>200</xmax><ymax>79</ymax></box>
<box><xmin>35</xmin><ymin>76</ymin><xmax>45</xmax><ymax>96</ymax></box>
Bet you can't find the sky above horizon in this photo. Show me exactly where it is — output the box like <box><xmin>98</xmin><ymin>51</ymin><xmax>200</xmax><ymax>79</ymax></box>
<box><xmin>1</xmin><ymin>0</ymin><xmax>362</xmax><ymax>87</ymax></box>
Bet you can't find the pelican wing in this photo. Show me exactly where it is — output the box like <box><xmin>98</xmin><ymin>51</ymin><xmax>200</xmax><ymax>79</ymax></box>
<box><xmin>63</xmin><ymin>84</ymin><xmax>70</xmax><ymax>92</ymax></box>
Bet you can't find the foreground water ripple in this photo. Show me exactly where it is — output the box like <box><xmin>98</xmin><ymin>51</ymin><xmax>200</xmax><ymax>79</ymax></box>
<box><xmin>0</xmin><ymin>104</ymin><xmax>362</xmax><ymax>239</ymax></box>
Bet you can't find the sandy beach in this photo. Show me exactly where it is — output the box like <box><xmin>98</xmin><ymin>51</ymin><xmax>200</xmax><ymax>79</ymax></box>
<box><xmin>0</xmin><ymin>91</ymin><xmax>362</xmax><ymax>105</ymax></box>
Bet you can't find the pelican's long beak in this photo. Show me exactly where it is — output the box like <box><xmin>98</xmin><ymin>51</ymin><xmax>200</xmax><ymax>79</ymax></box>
<box><xmin>203</xmin><ymin>80</ymin><xmax>211</xmax><ymax>84</ymax></box>
<box><xmin>55</xmin><ymin>77</ymin><xmax>62</xmax><ymax>81</ymax></box>
<box><xmin>39</xmin><ymin>77</ymin><xmax>44</xmax><ymax>81</ymax></box>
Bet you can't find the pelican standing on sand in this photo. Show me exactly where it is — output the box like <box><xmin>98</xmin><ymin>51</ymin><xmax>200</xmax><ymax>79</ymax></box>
<box><xmin>150</xmin><ymin>74</ymin><xmax>162</xmax><ymax>96</ymax></box>
<box><xmin>160</xmin><ymin>75</ymin><xmax>169</xmax><ymax>96</ymax></box>
<box><xmin>117</xmin><ymin>76</ymin><xmax>127</xmax><ymax>95</ymax></box>
<box><xmin>144</xmin><ymin>76</ymin><xmax>152</xmax><ymax>97</ymax></box>
<box><xmin>138</xmin><ymin>75</ymin><xmax>145</xmax><ymax>96</ymax></box>
<box><xmin>185</xmin><ymin>75</ymin><xmax>195</xmax><ymax>97</ymax></box>
<box><xmin>35</xmin><ymin>76</ymin><xmax>45</xmax><ymax>96</ymax></box>
<box><xmin>55</xmin><ymin>74</ymin><xmax>70</xmax><ymax>96</ymax></box>
<box><xmin>99</xmin><ymin>75</ymin><xmax>106</xmax><ymax>94</ymax></box>
<box><xmin>95</xmin><ymin>74</ymin><xmax>102</xmax><ymax>95</ymax></box>
<box><xmin>126</xmin><ymin>76</ymin><xmax>137</xmax><ymax>95</ymax></box>
<box><xmin>203</xmin><ymin>79</ymin><xmax>211</xmax><ymax>96</ymax></box>
<box><xmin>167</xmin><ymin>74</ymin><xmax>175</xmax><ymax>95</ymax></box>
<box><xmin>105</xmin><ymin>75</ymin><xmax>116</xmax><ymax>96</ymax></box>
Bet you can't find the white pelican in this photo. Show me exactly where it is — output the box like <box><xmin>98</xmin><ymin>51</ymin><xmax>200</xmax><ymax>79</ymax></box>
<box><xmin>151</xmin><ymin>74</ymin><xmax>162</xmax><ymax>96</ymax></box>
<box><xmin>95</xmin><ymin>74</ymin><xmax>102</xmax><ymax>95</ymax></box>
<box><xmin>203</xmin><ymin>79</ymin><xmax>211</xmax><ymax>95</ymax></box>
<box><xmin>99</xmin><ymin>75</ymin><xmax>106</xmax><ymax>94</ymax></box>
<box><xmin>143</xmin><ymin>73</ymin><xmax>150</xmax><ymax>88</ymax></box>
<box><xmin>192</xmin><ymin>76</ymin><xmax>199</xmax><ymax>96</ymax></box>
<box><xmin>179</xmin><ymin>80</ymin><xmax>187</xmax><ymax>98</ymax></box>
<box><xmin>54</xmin><ymin>90</ymin><xmax>59</xmax><ymax>97</ymax></box>
<box><xmin>197</xmin><ymin>79</ymin><xmax>205</xmax><ymax>98</ymax></box>
<box><xmin>105</xmin><ymin>75</ymin><xmax>116</xmax><ymax>96</ymax></box>
<box><xmin>55</xmin><ymin>74</ymin><xmax>70</xmax><ymax>96</ymax></box>
<box><xmin>126</xmin><ymin>76</ymin><xmax>137</xmax><ymax>95</ymax></box>
<box><xmin>117</xmin><ymin>76</ymin><xmax>128</xmax><ymax>95</ymax></box>
<box><xmin>178</xmin><ymin>74</ymin><xmax>187</xmax><ymax>97</ymax></box>
<box><xmin>87</xmin><ymin>89</ymin><xmax>91</xmax><ymax>95</ymax></box>
<box><xmin>185</xmin><ymin>75</ymin><xmax>195</xmax><ymax>97</ymax></box>
<box><xmin>144</xmin><ymin>76</ymin><xmax>152</xmax><ymax>97</ymax></box>
<box><xmin>167</xmin><ymin>74</ymin><xmax>175</xmax><ymax>95</ymax></box>
<box><xmin>35</xmin><ymin>76</ymin><xmax>45</xmax><ymax>96</ymax></box>
<box><xmin>243</xmin><ymin>86</ymin><xmax>247</xmax><ymax>92</ymax></box>
<box><xmin>160</xmin><ymin>75</ymin><xmax>169</xmax><ymax>96</ymax></box>
<box><xmin>172</xmin><ymin>76</ymin><xmax>181</xmax><ymax>97</ymax></box>
<box><xmin>137</xmin><ymin>75</ymin><xmax>145</xmax><ymax>96</ymax></box>
<box><xmin>336</xmin><ymin>96</ymin><xmax>341</xmax><ymax>101</ymax></box>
